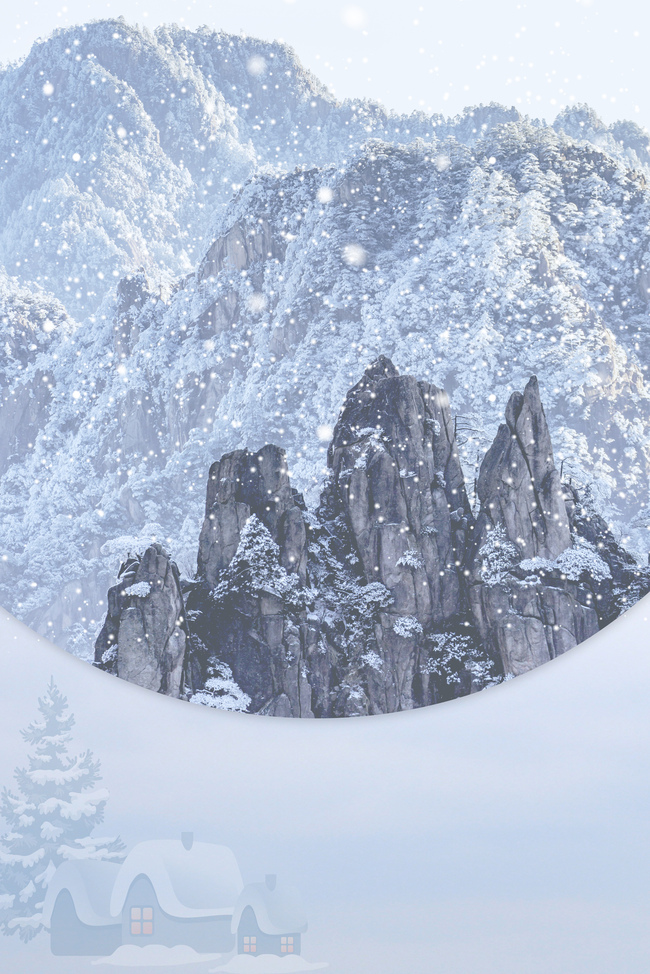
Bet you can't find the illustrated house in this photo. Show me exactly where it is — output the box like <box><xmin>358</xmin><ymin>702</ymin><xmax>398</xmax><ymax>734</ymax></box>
<box><xmin>42</xmin><ymin>832</ymin><xmax>245</xmax><ymax>956</ymax></box>
<box><xmin>232</xmin><ymin>873</ymin><xmax>308</xmax><ymax>957</ymax></box>
<box><xmin>110</xmin><ymin>832</ymin><xmax>243</xmax><ymax>952</ymax></box>
<box><xmin>42</xmin><ymin>860</ymin><xmax>123</xmax><ymax>957</ymax></box>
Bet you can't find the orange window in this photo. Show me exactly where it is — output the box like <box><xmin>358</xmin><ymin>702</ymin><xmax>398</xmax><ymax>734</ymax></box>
<box><xmin>281</xmin><ymin>936</ymin><xmax>294</xmax><ymax>953</ymax></box>
<box><xmin>130</xmin><ymin>906</ymin><xmax>154</xmax><ymax>936</ymax></box>
<box><xmin>243</xmin><ymin>935</ymin><xmax>257</xmax><ymax>953</ymax></box>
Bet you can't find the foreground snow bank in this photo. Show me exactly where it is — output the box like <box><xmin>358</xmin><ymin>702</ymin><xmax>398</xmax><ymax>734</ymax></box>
<box><xmin>92</xmin><ymin>944</ymin><xmax>221</xmax><ymax>967</ymax></box>
<box><xmin>211</xmin><ymin>955</ymin><xmax>327</xmax><ymax>974</ymax></box>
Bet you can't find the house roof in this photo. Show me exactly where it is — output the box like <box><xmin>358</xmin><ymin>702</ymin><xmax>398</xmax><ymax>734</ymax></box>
<box><xmin>41</xmin><ymin>860</ymin><xmax>122</xmax><ymax>929</ymax></box>
<box><xmin>231</xmin><ymin>881</ymin><xmax>308</xmax><ymax>936</ymax></box>
<box><xmin>110</xmin><ymin>840</ymin><xmax>244</xmax><ymax>919</ymax></box>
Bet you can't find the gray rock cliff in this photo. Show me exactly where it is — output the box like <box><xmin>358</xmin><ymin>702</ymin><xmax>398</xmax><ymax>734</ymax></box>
<box><xmin>94</xmin><ymin>544</ymin><xmax>187</xmax><ymax>697</ymax></box>
<box><xmin>318</xmin><ymin>355</ymin><xmax>476</xmax><ymax>712</ymax></box>
<box><xmin>468</xmin><ymin>377</ymin><xmax>600</xmax><ymax>677</ymax></box>
<box><xmin>95</xmin><ymin>361</ymin><xmax>649</xmax><ymax>714</ymax></box>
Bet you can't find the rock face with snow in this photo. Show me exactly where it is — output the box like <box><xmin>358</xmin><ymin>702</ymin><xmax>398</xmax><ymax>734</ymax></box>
<box><xmin>94</xmin><ymin>360</ymin><xmax>648</xmax><ymax>715</ymax></box>
<box><xmin>473</xmin><ymin>377</ymin><xmax>571</xmax><ymax>562</ymax></box>
<box><xmin>197</xmin><ymin>444</ymin><xmax>308</xmax><ymax>588</ymax></box>
<box><xmin>324</xmin><ymin>355</ymin><xmax>471</xmax><ymax>622</ymax></box>
<box><xmin>318</xmin><ymin>355</ymin><xmax>475</xmax><ymax>712</ymax></box>
<box><xmin>468</xmin><ymin>378</ymin><xmax>599</xmax><ymax>676</ymax></box>
<box><xmin>94</xmin><ymin>543</ymin><xmax>187</xmax><ymax>696</ymax></box>
<box><xmin>163</xmin><ymin>359</ymin><xmax>492</xmax><ymax>716</ymax></box>
<box><xmin>190</xmin><ymin>509</ymin><xmax>317</xmax><ymax>717</ymax></box>
<box><xmin>189</xmin><ymin>444</ymin><xmax>313</xmax><ymax>716</ymax></box>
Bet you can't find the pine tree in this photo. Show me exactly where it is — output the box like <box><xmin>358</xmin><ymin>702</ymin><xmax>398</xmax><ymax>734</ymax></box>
<box><xmin>212</xmin><ymin>514</ymin><xmax>302</xmax><ymax>603</ymax></box>
<box><xmin>0</xmin><ymin>680</ymin><xmax>124</xmax><ymax>942</ymax></box>
<box><xmin>190</xmin><ymin>655</ymin><xmax>252</xmax><ymax>712</ymax></box>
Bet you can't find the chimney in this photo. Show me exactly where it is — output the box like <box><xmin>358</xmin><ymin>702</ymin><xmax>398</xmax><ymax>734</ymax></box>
<box><xmin>181</xmin><ymin>832</ymin><xmax>194</xmax><ymax>851</ymax></box>
<box><xmin>265</xmin><ymin>874</ymin><xmax>277</xmax><ymax>891</ymax></box>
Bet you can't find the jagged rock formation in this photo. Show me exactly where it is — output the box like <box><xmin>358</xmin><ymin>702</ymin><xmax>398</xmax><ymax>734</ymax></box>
<box><xmin>473</xmin><ymin>376</ymin><xmax>571</xmax><ymax>562</ymax></box>
<box><xmin>317</xmin><ymin>355</ymin><xmax>475</xmax><ymax>713</ymax></box>
<box><xmin>324</xmin><ymin>355</ymin><xmax>471</xmax><ymax>623</ymax></box>
<box><xmin>468</xmin><ymin>377</ymin><xmax>599</xmax><ymax>676</ymax></box>
<box><xmin>191</xmin><ymin>445</ymin><xmax>313</xmax><ymax>717</ymax></box>
<box><xmin>95</xmin><ymin>359</ymin><xmax>650</xmax><ymax>716</ymax></box>
<box><xmin>197</xmin><ymin>445</ymin><xmax>307</xmax><ymax>588</ymax></box>
<box><xmin>94</xmin><ymin>544</ymin><xmax>187</xmax><ymax>696</ymax></box>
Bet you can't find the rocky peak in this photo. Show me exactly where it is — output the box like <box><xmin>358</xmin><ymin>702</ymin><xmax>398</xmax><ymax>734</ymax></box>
<box><xmin>468</xmin><ymin>376</ymin><xmax>600</xmax><ymax>677</ymax></box>
<box><xmin>197</xmin><ymin>443</ymin><xmax>307</xmax><ymax>589</ymax></box>
<box><xmin>361</xmin><ymin>354</ymin><xmax>400</xmax><ymax>382</ymax></box>
<box><xmin>94</xmin><ymin>543</ymin><xmax>187</xmax><ymax>697</ymax></box>
<box><xmin>326</xmin><ymin>356</ymin><xmax>472</xmax><ymax>627</ymax></box>
<box><xmin>190</xmin><ymin>445</ymin><xmax>313</xmax><ymax>718</ymax></box>
<box><xmin>474</xmin><ymin>375</ymin><xmax>571</xmax><ymax>562</ymax></box>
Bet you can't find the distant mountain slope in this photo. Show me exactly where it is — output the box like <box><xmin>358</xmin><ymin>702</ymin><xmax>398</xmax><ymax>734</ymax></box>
<box><xmin>3</xmin><ymin>18</ymin><xmax>647</xmax><ymax>320</ymax></box>
<box><xmin>1</xmin><ymin>19</ymin><xmax>650</xmax><ymax>660</ymax></box>
<box><xmin>0</xmin><ymin>18</ymin><xmax>521</xmax><ymax>319</ymax></box>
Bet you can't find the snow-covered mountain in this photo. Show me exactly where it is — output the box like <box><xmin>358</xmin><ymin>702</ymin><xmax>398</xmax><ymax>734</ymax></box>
<box><xmin>2</xmin><ymin>18</ymin><xmax>648</xmax><ymax>318</ymax></box>
<box><xmin>0</xmin><ymin>17</ymin><xmax>532</xmax><ymax>320</ymax></box>
<box><xmin>1</xmin><ymin>19</ymin><xmax>650</xmax><ymax>663</ymax></box>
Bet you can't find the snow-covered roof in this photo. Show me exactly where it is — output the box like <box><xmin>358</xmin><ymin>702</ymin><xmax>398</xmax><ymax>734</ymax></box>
<box><xmin>42</xmin><ymin>860</ymin><xmax>122</xmax><ymax>928</ymax></box>
<box><xmin>231</xmin><ymin>880</ymin><xmax>308</xmax><ymax>936</ymax></box>
<box><xmin>110</xmin><ymin>840</ymin><xmax>243</xmax><ymax>919</ymax></box>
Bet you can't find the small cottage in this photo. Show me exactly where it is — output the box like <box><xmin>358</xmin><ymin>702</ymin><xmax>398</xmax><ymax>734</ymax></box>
<box><xmin>42</xmin><ymin>832</ymin><xmax>244</xmax><ymax>956</ymax></box>
<box><xmin>232</xmin><ymin>874</ymin><xmax>308</xmax><ymax>957</ymax></box>
<box><xmin>109</xmin><ymin>832</ymin><xmax>243</xmax><ymax>953</ymax></box>
<box><xmin>42</xmin><ymin>834</ymin><xmax>307</xmax><ymax>960</ymax></box>
<box><xmin>43</xmin><ymin>860</ymin><xmax>122</xmax><ymax>956</ymax></box>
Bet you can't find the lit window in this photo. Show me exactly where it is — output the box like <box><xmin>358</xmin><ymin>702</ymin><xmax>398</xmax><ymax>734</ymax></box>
<box><xmin>130</xmin><ymin>906</ymin><xmax>154</xmax><ymax>936</ymax></box>
<box><xmin>243</xmin><ymin>936</ymin><xmax>257</xmax><ymax>953</ymax></box>
<box><xmin>281</xmin><ymin>936</ymin><xmax>294</xmax><ymax>954</ymax></box>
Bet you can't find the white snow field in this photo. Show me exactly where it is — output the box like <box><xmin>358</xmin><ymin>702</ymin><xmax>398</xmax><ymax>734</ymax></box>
<box><xmin>92</xmin><ymin>944</ymin><xmax>222</xmax><ymax>966</ymax></box>
<box><xmin>212</xmin><ymin>956</ymin><xmax>328</xmax><ymax>973</ymax></box>
<box><xmin>0</xmin><ymin>596</ymin><xmax>648</xmax><ymax>973</ymax></box>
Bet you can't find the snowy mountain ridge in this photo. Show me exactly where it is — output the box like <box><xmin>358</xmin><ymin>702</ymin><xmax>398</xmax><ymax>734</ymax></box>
<box><xmin>2</xmin><ymin>17</ymin><xmax>649</xmax><ymax>319</ymax></box>
<box><xmin>0</xmin><ymin>18</ymin><xmax>532</xmax><ymax>319</ymax></box>
<box><xmin>1</xmin><ymin>19</ymin><xmax>650</xmax><ymax>662</ymax></box>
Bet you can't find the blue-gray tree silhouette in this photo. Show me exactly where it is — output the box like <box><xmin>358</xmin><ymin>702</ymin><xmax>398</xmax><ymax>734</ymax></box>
<box><xmin>0</xmin><ymin>680</ymin><xmax>124</xmax><ymax>941</ymax></box>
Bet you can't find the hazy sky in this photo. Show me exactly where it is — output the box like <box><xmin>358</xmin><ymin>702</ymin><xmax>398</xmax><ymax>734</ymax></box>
<box><xmin>1</xmin><ymin>0</ymin><xmax>649</xmax><ymax>129</ymax></box>
<box><xmin>1</xmin><ymin>598</ymin><xmax>650</xmax><ymax>973</ymax></box>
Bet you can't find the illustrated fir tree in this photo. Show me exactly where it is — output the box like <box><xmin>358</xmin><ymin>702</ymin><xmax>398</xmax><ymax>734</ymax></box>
<box><xmin>0</xmin><ymin>679</ymin><xmax>124</xmax><ymax>941</ymax></box>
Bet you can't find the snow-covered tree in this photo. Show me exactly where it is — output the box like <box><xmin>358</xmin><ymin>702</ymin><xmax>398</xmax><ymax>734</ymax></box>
<box><xmin>211</xmin><ymin>515</ymin><xmax>303</xmax><ymax>606</ymax></box>
<box><xmin>190</xmin><ymin>658</ymin><xmax>251</xmax><ymax>712</ymax></box>
<box><xmin>423</xmin><ymin>631</ymin><xmax>499</xmax><ymax>693</ymax></box>
<box><xmin>0</xmin><ymin>680</ymin><xmax>124</xmax><ymax>942</ymax></box>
